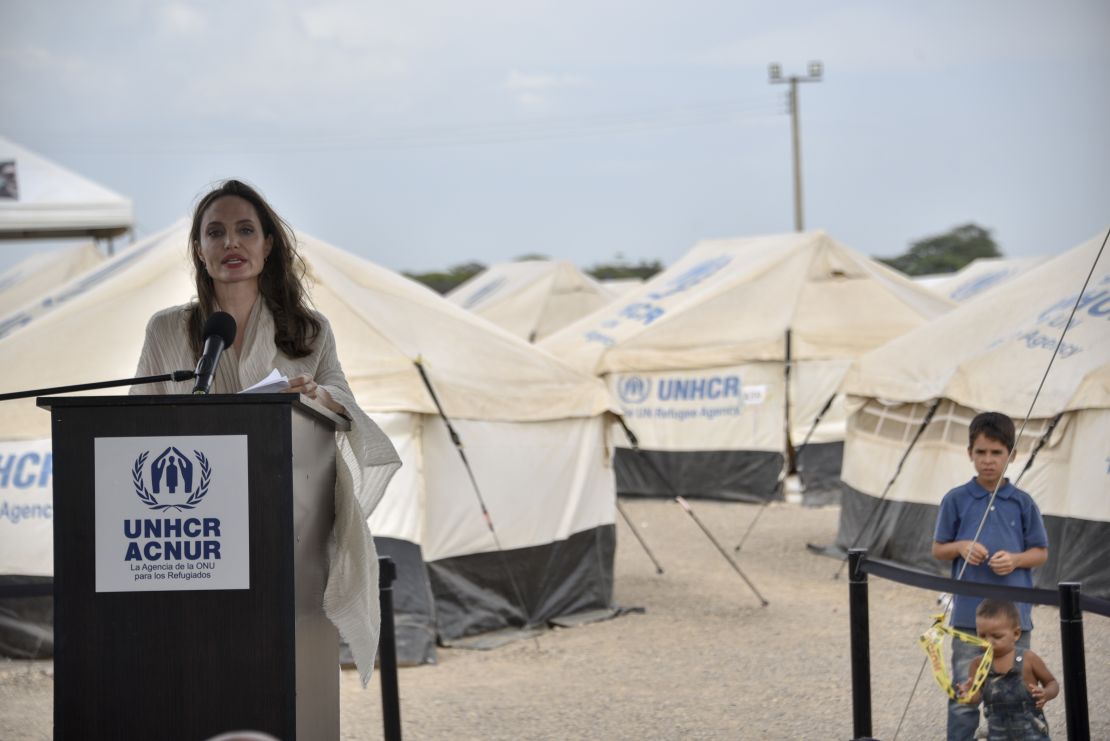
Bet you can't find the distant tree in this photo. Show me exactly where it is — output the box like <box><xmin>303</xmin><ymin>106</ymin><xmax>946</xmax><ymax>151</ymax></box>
<box><xmin>514</xmin><ymin>253</ymin><xmax>550</xmax><ymax>261</ymax></box>
<box><xmin>404</xmin><ymin>260</ymin><xmax>486</xmax><ymax>294</ymax></box>
<box><xmin>586</xmin><ymin>254</ymin><xmax>664</xmax><ymax>281</ymax></box>
<box><xmin>877</xmin><ymin>223</ymin><xmax>1002</xmax><ymax>276</ymax></box>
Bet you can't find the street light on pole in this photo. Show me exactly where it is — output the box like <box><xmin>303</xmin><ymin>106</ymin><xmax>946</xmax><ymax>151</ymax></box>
<box><xmin>769</xmin><ymin>61</ymin><xmax>823</xmax><ymax>232</ymax></box>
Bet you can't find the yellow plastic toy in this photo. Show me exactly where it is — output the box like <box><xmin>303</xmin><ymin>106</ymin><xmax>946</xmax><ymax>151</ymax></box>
<box><xmin>919</xmin><ymin>613</ymin><xmax>993</xmax><ymax>704</ymax></box>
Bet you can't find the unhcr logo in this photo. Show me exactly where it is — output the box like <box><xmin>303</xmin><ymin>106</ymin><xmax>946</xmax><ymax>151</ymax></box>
<box><xmin>462</xmin><ymin>276</ymin><xmax>507</xmax><ymax>309</ymax></box>
<box><xmin>126</xmin><ymin>446</ymin><xmax>221</xmax><ymax>565</ymax></box>
<box><xmin>658</xmin><ymin>375</ymin><xmax>741</xmax><ymax>401</ymax></box>
<box><xmin>132</xmin><ymin>446</ymin><xmax>211</xmax><ymax>512</ymax></box>
<box><xmin>617</xmin><ymin>375</ymin><xmax>651</xmax><ymax>404</ymax></box>
<box><xmin>647</xmin><ymin>255</ymin><xmax>731</xmax><ymax>301</ymax></box>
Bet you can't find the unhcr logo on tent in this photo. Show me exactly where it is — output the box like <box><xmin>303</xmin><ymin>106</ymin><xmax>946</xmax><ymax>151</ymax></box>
<box><xmin>585</xmin><ymin>256</ymin><xmax>734</xmax><ymax>346</ymax></box>
<box><xmin>646</xmin><ymin>255</ymin><xmax>731</xmax><ymax>301</ymax></box>
<box><xmin>0</xmin><ymin>238</ymin><xmax>161</xmax><ymax>341</ymax></box>
<box><xmin>616</xmin><ymin>374</ymin><xmax>747</xmax><ymax>405</ymax></box>
<box><xmin>462</xmin><ymin>277</ymin><xmax>507</xmax><ymax>309</ymax></box>
<box><xmin>658</xmin><ymin>375</ymin><xmax>741</xmax><ymax>401</ymax></box>
<box><xmin>617</xmin><ymin>375</ymin><xmax>651</xmax><ymax>404</ymax></box>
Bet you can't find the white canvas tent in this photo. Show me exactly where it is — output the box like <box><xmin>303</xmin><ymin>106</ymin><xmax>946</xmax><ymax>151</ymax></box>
<box><xmin>600</xmin><ymin>278</ymin><xmax>645</xmax><ymax>297</ymax></box>
<box><xmin>911</xmin><ymin>273</ymin><xmax>951</xmax><ymax>291</ymax></box>
<box><xmin>541</xmin><ymin>230</ymin><xmax>954</xmax><ymax>502</ymax></box>
<box><xmin>0</xmin><ymin>136</ymin><xmax>133</xmax><ymax>240</ymax></box>
<box><xmin>834</xmin><ymin>231</ymin><xmax>1110</xmax><ymax>596</ymax></box>
<box><xmin>0</xmin><ymin>222</ymin><xmax>618</xmax><ymax>662</ymax></box>
<box><xmin>0</xmin><ymin>243</ymin><xmax>105</xmax><ymax>319</ymax></box>
<box><xmin>446</xmin><ymin>259</ymin><xmax>617</xmax><ymax>342</ymax></box>
<box><xmin>930</xmin><ymin>256</ymin><xmax>1047</xmax><ymax>303</ymax></box>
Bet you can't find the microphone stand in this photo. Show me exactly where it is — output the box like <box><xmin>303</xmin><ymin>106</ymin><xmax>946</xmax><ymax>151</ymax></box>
<box><xmin>0</xmin><ymin>370</ymin><xmax>196</xmax><ymax>403</ymax></box>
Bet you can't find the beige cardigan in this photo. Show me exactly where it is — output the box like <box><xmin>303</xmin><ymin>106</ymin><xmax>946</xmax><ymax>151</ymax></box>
<box><xmin>133</xmin><ymin>300</ymin><xmax>401</xmax><ymax>685</ymax></box>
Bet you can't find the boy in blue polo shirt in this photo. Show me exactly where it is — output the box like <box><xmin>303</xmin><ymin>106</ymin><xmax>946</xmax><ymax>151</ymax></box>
<box><xmin>932</xmin><ymin>411</ymin><xmax>1048</xmax><ymax>741</ymax></box>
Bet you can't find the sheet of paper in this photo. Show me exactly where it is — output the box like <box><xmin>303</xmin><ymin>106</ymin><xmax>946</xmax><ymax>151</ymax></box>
<box><xmin>240</xmin><ymin>368</ymin><xmax>290</xmax><ymax>394</ymax></box>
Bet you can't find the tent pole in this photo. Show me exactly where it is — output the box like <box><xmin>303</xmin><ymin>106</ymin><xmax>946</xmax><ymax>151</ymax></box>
<box><xmin>783</xmin><ymin>328</ymin><xmax>796</xmax><ymax>475</ymax></box>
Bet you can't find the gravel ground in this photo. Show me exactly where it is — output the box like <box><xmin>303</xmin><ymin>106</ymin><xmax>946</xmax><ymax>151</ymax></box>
<box><xmin>2</xmin><ymin>499</ymin><xmax>1107</xmax><ymax>739</ymax></box>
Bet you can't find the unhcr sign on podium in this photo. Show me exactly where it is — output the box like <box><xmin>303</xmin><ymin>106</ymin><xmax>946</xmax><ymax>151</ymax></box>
<box><xmin>39</xmin><ymin>394</ymin><xmax>348</xmax><ymax>740</ymax></box>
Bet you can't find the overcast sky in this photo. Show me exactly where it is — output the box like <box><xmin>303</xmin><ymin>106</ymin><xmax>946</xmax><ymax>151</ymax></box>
<box><xmin>2</xmin><ymin>0</ymin><xmax>1108</xmax><ymax>276</ymax></box>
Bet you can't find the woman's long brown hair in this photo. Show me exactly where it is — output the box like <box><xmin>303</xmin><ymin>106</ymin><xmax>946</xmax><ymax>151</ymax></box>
<box><xmin>186</xmin><ymin>180</ymin><xmax>320</xmax><ymax>359</ymax></box>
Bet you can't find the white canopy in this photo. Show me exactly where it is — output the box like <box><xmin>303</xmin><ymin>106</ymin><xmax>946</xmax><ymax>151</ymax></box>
<box><xmin>0</xmin><ymin>136</ymin><xmax>133</xmax><ymax>239</ymax></box>
<box><xmin>447</xmin><ymin>259</ymin><xmax>617</xmax><ymax>342</ymax></box>
<box><xmin>0</xmin><ymin>243</ymin><xmax>105</xmax><ymax>319</ymax></box>
<box><xmin>930</xmin><ymin>256</ymin><xmax>1047</xmax><ymax>303</ymax></box>
<box><xmin>0</xmin><ymin>222</ymin><xmax>613</xmax><ymax>440</ymax></box>
<box><xmin>841</xmin><ymin>231</ymin><xmax>1109</xmax><ymax>416</ymax></box>
<box><xmin>542</xmin><ymin>230</ymin><xmax>954</xmax><ymax>375</ymax></box>
<box><xmin>599</xmin><ymin>278</ymin><xmax>644</xmax><ymax>297</ymax></box>
<box><xmin>537</xmin><ymin>231</ymin><xmax>954</xmax><ymax>500</ymax></box>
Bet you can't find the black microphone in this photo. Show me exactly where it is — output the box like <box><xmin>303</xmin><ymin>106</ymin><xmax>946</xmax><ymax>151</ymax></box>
<box><xmin>192</xmin><ymin>312</ymin><xmax>237</xmax><ymax>395</ymax></box>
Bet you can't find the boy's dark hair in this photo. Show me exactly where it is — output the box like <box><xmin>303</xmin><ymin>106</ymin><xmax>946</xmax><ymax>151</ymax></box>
<box><xmin>976</xmin><ymin>598</ymin><xmax>1020</xmax><ymax>627</ymax></box>
<box><xmin>968</xmin><ymin>411</ymin><xmax>1016</xmax><ymax>452</ymax></box>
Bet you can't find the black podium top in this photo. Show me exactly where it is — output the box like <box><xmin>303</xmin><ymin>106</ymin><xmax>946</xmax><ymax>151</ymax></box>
<box><xmin>38</xmin><ymin>393</ymin><xmax>351</xmax><ymax>431</ymax></box>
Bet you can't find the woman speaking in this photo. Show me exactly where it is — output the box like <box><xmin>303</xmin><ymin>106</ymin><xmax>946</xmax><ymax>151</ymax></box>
<box><xmin>132</xmin><ymin>179</ymin><xmax>400</xmax><ymax>684</ymax></box>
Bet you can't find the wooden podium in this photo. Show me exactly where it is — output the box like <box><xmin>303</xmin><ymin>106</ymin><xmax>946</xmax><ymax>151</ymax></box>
<box><xmin>39</xmin><ymin>394</ymin><xmax>348</xmax><ymax>741</ymax></box>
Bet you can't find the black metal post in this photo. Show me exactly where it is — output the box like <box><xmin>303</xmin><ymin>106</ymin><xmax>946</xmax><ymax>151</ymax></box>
<box><xmin>379</xmin><ymin>556</ymin><xmax>402</xmax><ymax>741</ymax></box>
<box><xmin>1058</xmin><ymin>582</ymin><xmax>1089</xmax><ymax>740</ymax></box>
<box><xmin>848</xmin><ymin>549</ymin><xmax>872</xmax><ymax>740</ymax></box>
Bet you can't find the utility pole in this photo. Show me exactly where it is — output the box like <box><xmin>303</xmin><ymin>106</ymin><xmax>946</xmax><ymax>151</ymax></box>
<box><xmin>769</xmin><ymin>61</ymin><xmax>823</xmax><ymax>232</ymax></box>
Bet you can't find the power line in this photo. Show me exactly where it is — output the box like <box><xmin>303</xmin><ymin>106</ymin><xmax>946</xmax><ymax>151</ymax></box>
<box><xmin>37</xmin><ymin>95</ymin><xmax>783</xmax><ymax>156</ymax></box>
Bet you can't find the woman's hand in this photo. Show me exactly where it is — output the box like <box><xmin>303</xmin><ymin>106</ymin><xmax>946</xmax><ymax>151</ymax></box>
<box><xmin>284</xmin><ymin>374</ymin><xmax>347</xmax><ymax>416</ymax></box>
<box><xmin>285</xmin><ymin>373</ymin><xmax>320</xmax><ymax>399</ymax></box>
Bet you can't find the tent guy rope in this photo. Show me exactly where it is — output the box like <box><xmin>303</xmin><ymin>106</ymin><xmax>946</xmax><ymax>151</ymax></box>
<box><xmin>412</xmin><ymin>357</ymin><xmax>538</xmax><ymax>646</ymax></box>
<box><xmin>616</xmin><ymin>416</ymin><xmax>769</xmax><ymax>606</ymax></box>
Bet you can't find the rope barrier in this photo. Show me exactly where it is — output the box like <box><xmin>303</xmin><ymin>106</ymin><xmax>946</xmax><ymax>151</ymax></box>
<box><xmin>850</xmin><ymin>550</ymin><xmax>1100</xmax><ymax>741</ymax></box>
